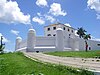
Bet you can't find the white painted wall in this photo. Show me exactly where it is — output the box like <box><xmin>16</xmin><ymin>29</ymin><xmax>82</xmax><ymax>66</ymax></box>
<box><xmin>88</xmin><ymin>40</ymin><xmax>100</xmax><ymax>50</ymax></box>
<box><xmin>15</xmin><ymin>24</ymin><xmax>100</xmax><ymax>52</ymax></box>
<box><xmin>44</xmin><ymin>23</ymin><xmax>76</xmax><ymax>39</ymax></box>
<box><xmin>27</xmin><ymin>29</ymin><xmax>36</xmax><ymax>52</ymax></box>
<box><xmin>36</xmin><ymin>36</ymin><xmax>56</xmax><ymax>47</ymax></box>
<box><xmin>78</xmin><ymin>38</ymin><xmax>100</xmax><ymax>51</ymax></box>
<box><xmin>44</xmin><ymin>24</ymin><xmax>60</xmax><ymax>37</ymax></box>
<box><xmin>16</xmin><ymin>32</ymin><xmax>100</xmax><ymax>52</ymax></box>
<box><xmin>19</xmin><ymin>40</ymin><xmax>27</xmax><ymax>48</ymax></box>
<box><xmin>15</xmin><ymin>37</ymin><xmax>22</xmax><ymax>50</ymax></box>
<box><xmin>56</xmin><ymin>28</ymin><xmax>64</xmax><ymax>51</ymax></box>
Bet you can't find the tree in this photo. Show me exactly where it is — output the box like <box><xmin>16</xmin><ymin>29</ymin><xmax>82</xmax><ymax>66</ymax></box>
<box><xmin>77</xmin><ymin>27</ymin><xmax>91</xmax><ymax>52</ymax></box>
<box><xmin>77</xmin><ymin>27</ymin><xmax>87</xmax><ymax>38</ymax></box>
<box><xmin>0</xmin><ymin>36</ymin><xmax>5</xmax><ymax>54</ymax></box>
<box><xmin>83</xmin><ymin>34</ymin><xmax>91</xmax><ymax>52</ymax></box>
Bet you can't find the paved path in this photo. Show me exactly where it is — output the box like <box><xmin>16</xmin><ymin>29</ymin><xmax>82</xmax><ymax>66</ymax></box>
<box><xmin>23</xmin><ymin>52</ymin><xmax>100</xmax><ymax>71</ymax></box>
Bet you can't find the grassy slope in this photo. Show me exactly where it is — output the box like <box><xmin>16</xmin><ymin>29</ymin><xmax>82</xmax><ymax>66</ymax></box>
<box><xmin>0</xmin><ymin>52</ymin><xmax>93</xmax><ymax>75</ymax></box>
<box><xmin>45</xmin><ymin>51</ymin><xmax>100</xmax><ymax>58</ymax></box>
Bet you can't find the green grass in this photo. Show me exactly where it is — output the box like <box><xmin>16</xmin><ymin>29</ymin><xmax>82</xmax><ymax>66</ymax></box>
<box><xmin>0</xmin><ymin>52</ymin><xmax>93</xmax><ymax>75</ymax></box>
<box><xmin>45</xmin><ymin>50</ymin><xmax>100</xmax><ymax>58</ymax></box>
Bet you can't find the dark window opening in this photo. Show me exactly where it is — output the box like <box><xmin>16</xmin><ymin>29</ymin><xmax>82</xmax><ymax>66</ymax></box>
<box><xmin>53</xmin><ymin>27</ymin><xmax>56</xmax><ymax>30</ymax></box>
<box><xmin>63</xmin><ymin>27</ymin><xmax>65</xmax><ymax>30</ymax></box>
<box><xmin>47</xmin><ymin>34</ymin><xmax>51</xmax><ymax>36</ymax></box>
<box><xmin>68</xmin><ymin>28</ymin><xmax>70</xmax><ymax>31</ymax></box>
<box><xmin>36</xmin><ymin>51</ymin><xmax>39</xmax><ymax>53</ymax></box>
<box><xmin>69</xmin><ymin>34</ymin><xmax>71</xmax><ymax>36</ymax></box>
<box><xmin>47</xmin><ymin>28</ymin><xmax>50</xmax><ymax>31</ymax></box>
<box><xmin>53</xmin><ymin>34</ymin><xmax>56</xmax><ymax>36</ymax></box>
<box><xmin>72</xmin><ymin>30</ymin><xmax>73</xmax><ymax>33</ymax></box>
<box><xmin>97</xmin><ymin>44</ymin><xmax>100</xmax><ymax>46</ymax></box>
<box><xmin>69</xmin><ymin>34</ymin><xmax>71</xmax><ymax>38</ymax></box>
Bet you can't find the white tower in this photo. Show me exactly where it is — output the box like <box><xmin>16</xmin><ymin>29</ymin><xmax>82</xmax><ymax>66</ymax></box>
<box><xmin>27</xmin><ymin>28</ymin><xmax>36</xmax><ymax>52</ymax></box>
<box><xmin>56</xmin><ymin>28</ymin><xmax>64</xmax><ymax>51</ymax></box>
<box><xmin>15</xmin><ymin>36</ymin><xmax>22</xmax><ymax>51</ymax></box>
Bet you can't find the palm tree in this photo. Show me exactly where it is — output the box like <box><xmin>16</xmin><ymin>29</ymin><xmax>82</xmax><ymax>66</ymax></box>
<box><xmin>77</xmin><ymin>27</ymin><xmax>87</xmax><ymax>38</ymax></box>
<box><xmin>0</xmin><ymin>45</ymin><xmax>5</xmax><ymax>53</ymax></box>
<box><xmin>77</xmin><ymin>27</ymin><xmax>91</xmax><ymax>52</ymax></box>
<box><xmin>0</xmin><ymin>36</ymin><xmax>5</xmax><ymax>54</ymax></box>
<box><xmin>83</xmin><ymin>34</ymin><xmax>91</xmax><ymax>52</ymax></box>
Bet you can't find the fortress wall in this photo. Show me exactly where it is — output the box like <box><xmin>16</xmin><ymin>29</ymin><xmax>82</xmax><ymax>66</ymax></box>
<box><xmin>19</xmin><ymin>40</ymin><xmax>27</xmax><ymax>48</ymax></box>
<box><xmin>36</xmin><ymin>36</ymin><xmax>56</xmax><ymax>47</ymax></box>
<box><xmin>78</xmin><ymin>38</ymin><xmax>100</xmax><ymax>50</ymax></box>
<box><xmin>15</xmin><ymin>28</ymin><xmax>100</xmax><ymax>52</ymax></box>
<box><xmin>78</xmin><ymin>38</ymin><xmax>85</xmax><ymax>51</ymax></box>
<box><xmin>88</xmin><ymin>40</ymin><xmax>100</xmax><ymax>50</ymax></box>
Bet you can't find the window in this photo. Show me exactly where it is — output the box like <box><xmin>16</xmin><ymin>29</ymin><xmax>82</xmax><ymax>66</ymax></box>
<box><xmin>68</xmin><ymin>28</ymin><xmax>70</xmax><ymax>31</ymax></box>
<box><xmin>69</xmin><ymin>34</ymin><xmax>71</xmax><ymax>36</ymax></box>
<box><xmin>63</xmin><ymin>27</ymin><xmax>65</xmax><ymax>30</ymax></box>
<box><xmin>69</xmin><ymin>34</ymin><xmax>71</xmax><ymax>38</ymax></box>
<box><xmin>47</xmin><ymin>28</ymin><xmax>50</xmax><ymax>31</ymax></box>
<box><xmin>53</xmin><ymin>27</ymin><xmax>56</xmax><ymax>30</ymax></box>
<box><xmin>72</xmin><ymin>30</ymin><xmax>73</xmax><ymax>33</ymax></box>
<box><xmin>53</xmin><ymin>34</ymin><xmax>56</xmax><ymax>36</ymax></box>
<box><xmin>97</xmin><ymin>44</ymin><xmax>100</xmax><ymax>46</ymax></box>
<box><xmin>47</xmin><ymin>34</ymin><xmax>51</xmax><ymax>36</ymax></box>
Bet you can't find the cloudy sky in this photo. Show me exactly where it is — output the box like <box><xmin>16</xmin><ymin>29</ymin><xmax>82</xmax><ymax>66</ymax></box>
<box><xmin>0</xmin><ymin>0</ymin><xmax>100</xmax><ymax>52</ymax></box>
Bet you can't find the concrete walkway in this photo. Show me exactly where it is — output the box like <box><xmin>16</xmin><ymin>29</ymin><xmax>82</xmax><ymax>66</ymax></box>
<box><xmin>23</xmin><ymin>52</ymin><xmax>100</xmax><ymax>71</ymax></box>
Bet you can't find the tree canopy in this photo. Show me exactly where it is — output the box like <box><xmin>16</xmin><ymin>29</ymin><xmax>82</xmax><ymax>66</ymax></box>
<box><xmin>77</xmin><ymin>27</ymin><xmax>87</xmax><ymax>38</ymax></box>
<box><xmin>77</xmin><ymin>27</ymin><xmax>91</xmax><ymax>52</ymax></box>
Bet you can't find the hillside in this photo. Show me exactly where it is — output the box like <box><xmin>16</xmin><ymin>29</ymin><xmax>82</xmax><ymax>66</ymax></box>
<box><xmin>0</xmin><ymin>52</ymin><xmax>93</xmax><ymax>75</ymax></box>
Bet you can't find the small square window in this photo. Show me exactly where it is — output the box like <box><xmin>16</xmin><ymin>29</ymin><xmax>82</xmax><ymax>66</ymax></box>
<box><xmin>47</xmin><ymin>28</ymin><xmax>50</xmax><ymax>31</ymax></box>
<box><xmin>69</xmin><ymin>34</ymin><xmax>71</xmax><ymax>38</ymax></box>
<box><xmin>69</xmin><ymin>34</ymin><xmax>71</xmax><ymax>36</ymax></box>
<box><xmin>47</xmin><ymin>34</ymin><xmax>51</xmax><ymax>36</ymax></box>
<box><xmin>97</xmin><ymin>44</ymin><xmax>100</xmax><ymax>46</ymax></box>
<box><xmin>53</xmin><ymin>27</ymin><xmax>56</xmax><ymax>30</ymax></box>
<box><xmin>72</xmin><ymin>30</ymin><xmax>73</xmax><ymax>33</ymax></box>
<box><xmin>53</xmin><ymin>34</ymin><xmax>56</xmax><ymax>36</ymax></box>
<box><xmin>68</xmin><ymin>28</ymin><xmax>70</xmax><ymax>31</ymax></box>
<box><xmin>63</xmin><ymin>27</ymin><xmax>65</xmax><ymax>30</ymax></box>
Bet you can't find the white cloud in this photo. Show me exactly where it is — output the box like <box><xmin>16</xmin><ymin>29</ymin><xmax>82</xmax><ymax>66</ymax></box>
<box><xmin>35</xmin><ymin>12</ymin><xmax>56</xmax><ymax>24</ymax></box>
<box><xmin>44</xmin><ymin>15</ymin><xmax>56</xmax><ymax>23</ymax></box>
<box><xmin>64</xmin><ymin>23</ymin><xmax>71</xmax><ymax>27</ymax></box>
<box><xmin>0</xmin><ymin>0</ymin><xmax>30</xmax><ymax>24</ymax></box>
<box><xmin>37</xmin><ymin>12</ymin><xmax>42</xmax><ymax>16</ymax></box>
<box><xmin>87</xmin><ymin>0</ymin><xmax>100</xmax><ymax>19</ymax></box>
<box><xmin>87</xmin><ymin>0</ymin><xmax>100</xmax><ymax>13</ymax></box>
<box><xmin>32</xmin><ymin>16</ymin><xmax>45</xmax><ymax>25</ymax></box>
<box><xmin>97</xmin><ymin>14</ymin><xmax>100</xmax><ymax>19</ymax></box>
<box><xmin>36</xmin><ymin>0</ymin><xmax>48</xmax><ymax>7</ymax></box>
<box><xmin>36</xmin><ymin>12</ymin><xmax>56</xmax><ymax>23</ymax></box>
<box><xmin>49</xmin><ymin>3</ymin><xmax>67</xmax><ymax>16</ymax></box>
<box><xmin>10</xmin><ymin>30</ymin><xmax>19</xmax><ymax>36</ymax></box>
<box><xmin>0</xmin><ymin>33</ymin><xmax>9</xmax><ymax>43</ymax></box>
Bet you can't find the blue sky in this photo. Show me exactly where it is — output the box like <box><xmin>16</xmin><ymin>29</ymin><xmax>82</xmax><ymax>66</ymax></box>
<box><xmin>0</xmin><ymin>0</ymin><xmax>100</xmax><ymax>52</ymax></box>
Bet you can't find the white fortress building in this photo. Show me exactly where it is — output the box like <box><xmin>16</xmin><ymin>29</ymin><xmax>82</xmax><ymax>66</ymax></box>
<box><xmin>15</xmin><ymin>23</ymin><xmax>100</xmax><ymax>52</ymax></box>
